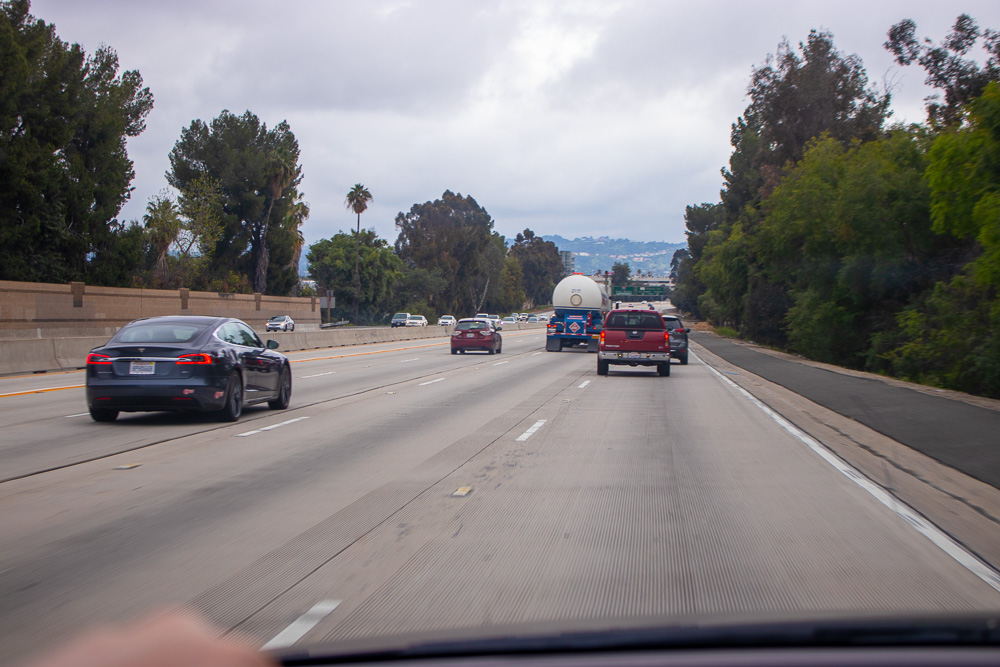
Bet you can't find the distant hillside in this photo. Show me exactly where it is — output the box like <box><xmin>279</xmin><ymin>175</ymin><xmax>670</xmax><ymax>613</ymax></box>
<box><xmin>543</xmin><ymin>235</ymin><xmax>686</xmax><ymax>276</ymax></box>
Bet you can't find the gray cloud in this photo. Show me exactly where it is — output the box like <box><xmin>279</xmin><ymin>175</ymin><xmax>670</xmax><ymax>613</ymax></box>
<box><xmin>28</xmin><ymin>0</ymin><xmax>1000</xmax><ymax>248</ymax></box>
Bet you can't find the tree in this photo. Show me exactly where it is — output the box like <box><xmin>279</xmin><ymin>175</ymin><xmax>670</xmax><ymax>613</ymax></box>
<box><xmin>885</xmin><ymin>14</ymin><xmax>1000</xmax><ymax>126</ymax></box>
<box><xmin>394</xmin><ymin>191</ymin><xmax>502</xmax><ymax>315</ymax></box>
<box><xmin>345</xmin><ymin>184</ymin><xmax>373</xmax><ymax>322</ymax></box>
<box><xmin>167</xmin><ymin>110</ymin><xmax>302</xmax><ymax>295</ymax></box>
<box><xmin>0</xmin><ymin>0</ymin><xmax>153</xmax><ymax>283</ymax></box>
<box><xmin>611</xmin><ymin>262</ymin><xmax>631</xmax><ymax>290</ymax></box>
<box><xmin>509</xmin><ymin>229</ymin><xmax>563</xmax><ymax>306</ymax></box>
<box><xmin>143</xmin><ymin>194</ymin><xmax>182</xmax><ymax>287</ymax></box>
<box><xmin>307</xmin><ymin>230</ymin><xmax>403</xmax><ymax>324</ymax></box>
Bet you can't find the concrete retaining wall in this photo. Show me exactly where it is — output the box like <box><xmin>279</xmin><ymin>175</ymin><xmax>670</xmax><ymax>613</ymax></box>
<box><xmin>0</xmin><ymin>279</ymin><xmax>321</xmax><ymax>332</ymax></box>
<box><xmin>0</xmin><ymin>323</ymin><xmax>547</xmax><ymax>376</ymax></box>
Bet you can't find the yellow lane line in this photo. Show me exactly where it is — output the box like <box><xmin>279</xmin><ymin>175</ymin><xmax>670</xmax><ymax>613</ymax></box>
<box><xmin>0</xmin><ymin>385</ymin><xmax>85</xmax><ymax>398</ymax></box>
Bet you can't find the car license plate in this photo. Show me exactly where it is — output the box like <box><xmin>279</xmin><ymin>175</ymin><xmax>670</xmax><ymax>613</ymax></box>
<box><xmin>466</xmin><ymin>333</ymin><xmax>475</xmax><ymax>338</ymax></box>
<box><xmin>129</xmin><ymin>361</ymin><xmax>154</xmax><ymax>375</ymax></box>
<box><xmin>628</xmin><ymin>352</ymin><xmax>640</xmax><ymax>359</ymax></box>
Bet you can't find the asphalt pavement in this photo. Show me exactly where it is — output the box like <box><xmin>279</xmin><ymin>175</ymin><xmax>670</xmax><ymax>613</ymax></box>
<box><xmin>692</xmin><ymin>332</ymin><xmax>1000</xmax><ymax>489</ymax></box>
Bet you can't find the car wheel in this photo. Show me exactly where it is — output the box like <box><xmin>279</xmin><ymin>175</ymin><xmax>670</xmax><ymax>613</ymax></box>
<box><xmin>268</xmin><ymin>366</ymin><xmax>292</xmax><ymax>410</ymax></box>
<box><xmin>658</xmin><ymin>362</ymin><xmax>671</xmax><ymax>376</ymax></box>
<box><xmin>680</xmin><ymin>351</ymin><xmax>688</xmax><ymax>365</ymax></box>
<box><xmin>488</xmin><ymin>344</ymin><xmax>495</xmax><ymax>355</ymax></box>
<box><xmin>451</xmin><ymin>348</ymin><xmax>458</xmax><ymax>355</ymax></box>
<box><xmin>89</xmin><ymin>407</ymin><xmax>118</xmax><ymax>422</ymax></box>
<box><xmin>290</xmin><ymin>324</ymin><xmax>295</xmax><ymax>332</ymax></box>
<box><xmin>219</xmin><ymin>372</ymin><xmax>243</xmax><ymax>422</ymax></box>
<box><xmin>460</xmin><ymin>349</ymin><xmax>466</xmax><ymax>354</ymax></box>
<box><xmin>597</xmin><ymin>360</ymin><xmax>609</xmax><ymax>376</ymax></box>
<box><xmin>497</xmin><ymin>343</ymin><xmax>502</xmax><ymax>353</ymax></box>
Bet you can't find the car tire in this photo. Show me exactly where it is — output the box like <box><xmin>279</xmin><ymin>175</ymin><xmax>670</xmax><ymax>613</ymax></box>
<box><xmin>219</xmin><ymin>372</ymin><xmax>243</xmax><ymax>422</ymax></box>
<box><xmin>268</xmin><ymin>366</ymin><xmax>291</xmax><ymax>410</ymax></box>
<box><xmin>451</xmin><ymin>348</ymin><xmax>458</xmax><ymax>355</ymax></box>
<box><xmin>460</xmin><ymin>349</ymin><xmax>466</xmax><ymax>354</ymax></box>
<box><xmin>290</xmin><ymin>324</ymin><xmax>295</xmax><ymax>332</ymax></box>
<box><xmin>488</xmin><ymin>344</ymin><xmax>495</xmax><ymax>355</ymax></box>
<box><xmin>89</xmin><ymin>407</ymin><xmax>119</xmax><ymax>422</ymax></box>
<box><xmin>597</xmin><ymin>360</ymin><xmax>609</xmax><ymax>376</ymax></box>
<box><xmin>680</xmin><ymin>351</ymin><xmax>688</xmax><ymax>365</ymax></box>
<box><xmin>658</xmin><ymin>362</ymin><xmax>671</xmax><ymax>376</ymax></box>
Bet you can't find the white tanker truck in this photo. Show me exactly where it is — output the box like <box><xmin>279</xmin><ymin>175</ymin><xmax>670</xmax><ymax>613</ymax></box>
<box><xmin>545</xmin><ymin>274</ymin><xmax>610</xmax><ymax>352</ymax></box>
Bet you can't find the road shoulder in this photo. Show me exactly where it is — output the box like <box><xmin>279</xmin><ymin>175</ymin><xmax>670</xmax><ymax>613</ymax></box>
<box><xmin>691</xmin><ymin>339</ymin><xmax>1000</xmax><ymax>572</ymax></box>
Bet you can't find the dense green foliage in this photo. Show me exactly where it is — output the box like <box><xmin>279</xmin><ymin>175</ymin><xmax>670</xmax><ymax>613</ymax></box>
<box><xmin>307</xmin><ymin>230</ymin><xmax>403</xmax><ymax>323</ymax></box>
<box><xmin>673</xmin><ymin>19</ymin><xmax>1000</xmax><ymax>397</ymax></box>
<box><xmin>167</xmin><ymin>110</ymin><xmax>303</xmax><ymax>295</ymax></box>
<box><xmin>0</xmin><ymin>0</ymin><xmax>153</xmax><ymax>283</ymax></box>
<box><xmin>394</xmin><ymin>191</ymin><xmax>507</xmax><ymax>315</ymax></box>
<box><xmin>508</xmin><ymin>229</ymin><xmax>563</xmax><ymax>306</ymax></box>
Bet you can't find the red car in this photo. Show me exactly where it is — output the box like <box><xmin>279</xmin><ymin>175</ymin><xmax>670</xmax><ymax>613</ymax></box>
<box><xmin>451</xmin><ymin>318</ymin><xmax>502</xmax><ymax>354</ymax></box>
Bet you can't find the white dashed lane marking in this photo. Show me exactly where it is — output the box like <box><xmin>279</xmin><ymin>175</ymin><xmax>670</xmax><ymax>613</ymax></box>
<box><xmin>261</xmin><ymin>599</ymin><xmax>341</xmax><ymax>650</ymax></box>
<box><xmin>515</xmin><ymin>419</ymin><xmax>547</xmax><ymax>442</ymax></box>
<box><xmin>419</xmin><ymin>378</ymin><xmax>445</xmax><ymax>386</ymax></box>
<box><xmin>234</xmin><ymin>416</ymin><xmax>310</xmax><ymax>437</ymax></box>
<box><xmin>299</xmin><ymin>372</ymin><xmax>335</xmax><ymax>379</ymax></box>
<box><xmin>578</xmin><ymin>380</ymin><xmax>591</xmax><ymax>389</ymax></box>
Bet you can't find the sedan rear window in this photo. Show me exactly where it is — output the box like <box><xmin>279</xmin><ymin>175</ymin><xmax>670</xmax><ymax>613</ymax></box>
<box><xmin>117</xmin><ymin>323</ymin><xmax>203</xmax><ymax>343</ymax></box>
<box><xmin>456</xmin><ymin>321</ymin><xmax>489</xmax><ymax>331</ymax></box>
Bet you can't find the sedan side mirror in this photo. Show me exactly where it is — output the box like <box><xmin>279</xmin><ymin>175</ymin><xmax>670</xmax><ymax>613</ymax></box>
<box><xmin>266</xmin><ymin>339</ymin><xmax>280</xmax><ymax>350</ymax></box>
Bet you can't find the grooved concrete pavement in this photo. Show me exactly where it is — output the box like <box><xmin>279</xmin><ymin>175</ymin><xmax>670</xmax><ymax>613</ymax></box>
<box><xmin>692</xmin><ymin>332</ymin><xmax>1000</xmax><ymax>489</ymax></box>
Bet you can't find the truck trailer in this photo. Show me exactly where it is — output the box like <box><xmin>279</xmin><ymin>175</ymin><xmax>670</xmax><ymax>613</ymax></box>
<box><xmin>545</xmin><ymin>274</ymin><xmax>610</xmax><ymax>352</ymax></box>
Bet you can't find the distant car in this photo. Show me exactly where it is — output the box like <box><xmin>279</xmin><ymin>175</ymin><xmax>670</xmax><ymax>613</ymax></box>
<box><xmin>85</xmin><ymin>316</ymin><xmax>291</xmax><ymax>423</ymax></box>
<box><xmin>518</xmin><ymin>313</ymin><xmax>529</xmax><ymax>321</ymax></box>
<box><xmin>405</xmin><ymin>315</ymin><xmax>428</xmax><ymax>327</ymax></box>
<box><xmin>391</xmin><ymin>312</ymin><xmax>410</xmax><ymax>327</ymax></box>
<box><xmin>437</xmin><ymin>315</ymin><xmax>457</xmax><ymax>326</ymax></box>
<box><xmin>537</xmin><ymin>315</ymin><xmax>549</xmax><ymax>322</ymax></box>
<box><xmin>501</xmin><ymin>316</ymin><xmax>517</xmax><ymax>326</ymax></box>
<box><xmin>662</xmin><ymin>314</ymin><xmax>690</xmax><ymax>365</ymax></box>
<box><xmin>265</xmin><ymin>315</ymin><xmax>295</xmax><ymax>332</ymax></box>
<box><xmin>451</xmin><ymin>318</ymin><xmax>502</xmax><ymax>355</ymax></box>
<box><xmin>486</xmin><ymin>314</ymin><xmax>502</xmax><ymax>329</ymax></box>
<box><xmin>527</xmin><ymin>315</ymin><xmax>539</xmax><ymax>323</ymax></box>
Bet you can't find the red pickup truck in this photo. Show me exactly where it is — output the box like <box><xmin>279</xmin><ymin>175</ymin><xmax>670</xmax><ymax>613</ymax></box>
<box><xmin>597</xmin><ymin>306</ymin><xmax>672</xmax><ymax>376</ymax></box>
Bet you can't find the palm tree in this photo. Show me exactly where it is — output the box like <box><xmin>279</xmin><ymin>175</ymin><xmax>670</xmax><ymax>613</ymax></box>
<box><xmin>345</xmin><ymin>183</ymin><xmax>373</xmax><ymax>322</ymax></box>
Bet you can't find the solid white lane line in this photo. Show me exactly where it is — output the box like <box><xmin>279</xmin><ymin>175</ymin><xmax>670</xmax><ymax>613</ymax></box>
<box><xmin>578</xmin><ymin>380</ymin><xmax>591</xmax><ymax>389</ymax></box>
<box><xmin>234</xmin><ymin>416</ymin><xmax>310</xmax><ymax>437</ymax></box>
<box><xmin>64</xmin><ymin>413</ymin><xmax>90</xmax><ymax>418</ymax></box>
<box><xmin>515</xmin><ymin>419</ymin><xmax>547</xmax><ymax>442</ymax></box>
<box><xmin>399</xmin><ymin>358</ymin><xmax>419</xmax><ymax>363</ymax></box>
<box><xmin>419</xmin><ymin>378</ymin><xmax>445</xmax><ymax>386</ymax></box>
<box><xmin>704</xmin><ymin>358</ymin><xmax>1000</xmax><ymax>594</ymax></box>
<box><xmin>493</xmin><ymin>361</ymin><xmax>509</xmax><ymax>366</ymax></box>
<box><xmin>261</xmin><ymin>599</ymin><xmax>341</xmax><ymax>650</ymax></box>
<box><xmin>531</xmin><ymin>352</ymin><xmax>543</xmax><ymax>356</ymax></box>
<box><xmin>299</xmin><ymin>371</ymin><xmax>335</xmax><ymax>379</ymax></box>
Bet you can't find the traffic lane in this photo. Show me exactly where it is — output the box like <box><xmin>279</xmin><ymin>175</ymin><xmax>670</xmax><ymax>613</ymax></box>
<box><xmin>232</xmin><ymin>353</ymin><xmax>1000</xmax><ymax>647</ymax></box>
<box><xmin>0</xmin><ymin>331</ymin><xmax>547</xmax><ymax>481</ymax></box>
<box><xmin>0</xmin><ymin>341</ymin><xmax>592</xmax><ymax>663</ymax></box>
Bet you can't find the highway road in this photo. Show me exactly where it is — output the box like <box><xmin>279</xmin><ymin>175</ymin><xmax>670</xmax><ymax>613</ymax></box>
<box><xmin>2</xmin><ymin>328</ymin><xmax>1000</xmax><ymax>663</ymax></box>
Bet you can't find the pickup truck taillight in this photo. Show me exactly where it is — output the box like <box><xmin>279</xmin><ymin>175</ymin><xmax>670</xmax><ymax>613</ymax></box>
<box><xmin>664</xmin><ymin>331</ymin><xmax>670</xmax><ymax>344</ymax></box>
<box><xmin>599</xmin><ymin>330</ymin><xmax>605</xmax><ymax>344</ymax></box>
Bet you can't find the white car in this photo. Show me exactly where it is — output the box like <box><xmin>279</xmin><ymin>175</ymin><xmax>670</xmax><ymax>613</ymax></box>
<box><xmin>265</xmin><ymin>315</ymin><xmax>295</xmax><ymax>331</ymax></box>
<box><xmin>501</xmin><ymin>316</ymin><xmax>517</xmax><ymax>327</ymax></box>
<box><xmin>437</xmin><ymin>315</ymin><xmax>457</xmax><ymax>326</ymax></box>
<box><xmin>405</xmin><ymin>315</ymin><xmax>428</xmax><ymax>327</ymax></box>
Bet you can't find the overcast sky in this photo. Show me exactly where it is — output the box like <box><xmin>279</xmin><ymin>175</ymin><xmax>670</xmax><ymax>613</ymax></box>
<box><xmin>28</xmin><ymin>0</ymin><xmax>1000</xmax><ymax>246</ymax></box>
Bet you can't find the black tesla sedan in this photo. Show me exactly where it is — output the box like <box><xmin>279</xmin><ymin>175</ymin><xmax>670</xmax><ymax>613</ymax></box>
<box><xmin>85</xmin><ymin>316</ymin><xmax>291</xmax><ymax>422</ymax></box>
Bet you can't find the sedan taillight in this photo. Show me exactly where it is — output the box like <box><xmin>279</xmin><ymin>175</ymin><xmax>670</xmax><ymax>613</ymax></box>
<box><xmin>177</xmin><ymin>353</ymin><xmax>212</xmax><ymax>365</ymax></box>
<box><xmin>86</xmin><ymin>353</ymin><xmax>112</xmax><ymax>365</ymax></box>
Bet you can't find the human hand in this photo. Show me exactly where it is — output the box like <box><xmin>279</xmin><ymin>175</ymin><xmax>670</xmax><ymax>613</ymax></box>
<box><xmin>23</xmin><ymin>610</ymin><xmax>275</xmax><ymax>667</ymax></box>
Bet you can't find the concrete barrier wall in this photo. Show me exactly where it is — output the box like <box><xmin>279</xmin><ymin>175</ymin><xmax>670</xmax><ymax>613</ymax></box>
<box><xmin>0</xmin><ymin>323</ymin><xmax>547</xmax><ymax>376</ymax></box>
<box><xmin>0</xmin><ymin>279</ymin><xmax>321</xmax><ymax>332</ymax></box>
